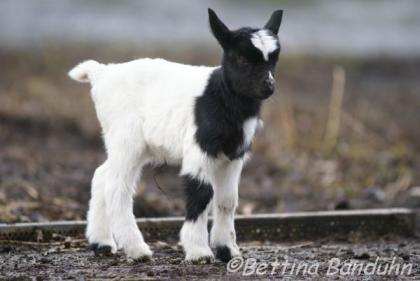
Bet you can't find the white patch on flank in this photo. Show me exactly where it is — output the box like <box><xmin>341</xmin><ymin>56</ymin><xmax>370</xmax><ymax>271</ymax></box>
<box><xmin>250</xmin><ymin>30</ymin><xmax>278</xmax><ymax>61</ymax></box>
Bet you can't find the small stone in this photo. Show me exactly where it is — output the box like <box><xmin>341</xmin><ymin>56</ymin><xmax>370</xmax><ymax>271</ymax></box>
<box><xmin>364</xmin><ymin>187</ymin><xmax>385</xmax><ymax>202</ymax></box>
<box><xmin>353</xmin><ymin>249</ymin><xmax>370</xmax><ymax>260</ymax></box>
<box><xmin>1</xmin><ymin>246</ymin><xmax>13</xmax><ymax>253</ymax></box>
<box><xmin>409</xmin><ymin>186</ymin><xmax>420</xmax><ymax>197</ymax></box>
<box><xmin>399</xmin><ymin>253</ymin><xmax>410</xmax><ymax>261</ymax></box>
<box><xmin>335</xmin><ymin>200</ymin><xmax>350</xmax><ymax>210</ymax></box>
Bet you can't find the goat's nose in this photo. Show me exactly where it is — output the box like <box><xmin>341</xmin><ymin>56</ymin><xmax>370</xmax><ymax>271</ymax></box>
<box><xmin>266</xmin><ymin>72</ymin><xmax>275</xmax><ymax>84</ymax></box>
<box><xmin>265</xmin><ymin>77</ymin><xmax>275</xmax><ymax>85</ymax></box>
<box><xmin>264</xmin><ymin>76</ymin><xmax>275</xmax><ymax>90</ymax></box>
<box><xmin>264</xmin><ymin>81</ymin><xmax>274</xmax><ymax>92</ymax></box>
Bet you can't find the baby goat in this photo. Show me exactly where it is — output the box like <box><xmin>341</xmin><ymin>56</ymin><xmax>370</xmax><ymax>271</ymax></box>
<box><xmin>69</xmin><ymin>9</ymin><xmax>283</xmax><ymax>263</ymax></box>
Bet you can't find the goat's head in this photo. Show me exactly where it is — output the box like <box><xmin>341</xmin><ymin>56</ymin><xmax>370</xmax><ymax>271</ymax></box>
<box><xmin>208</xmin><ymin>9</ymin><xmax>283</xmax><ymax>100</ymax></box>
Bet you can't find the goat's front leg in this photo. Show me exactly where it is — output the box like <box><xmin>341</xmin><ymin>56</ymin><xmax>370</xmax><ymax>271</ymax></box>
<box><xmin>210</xmin><ymin>159</ymin><xmax>243</xmax><ymax>262</ymax></box>
<box><xmin>180</xmin><ymin>175</ymin><xmax>214</xmax><ymax>263</ymax></box>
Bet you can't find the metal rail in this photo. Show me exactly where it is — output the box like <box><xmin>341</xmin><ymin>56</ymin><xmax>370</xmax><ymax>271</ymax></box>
<box><xmin>0</xmin><ymin>208</ymin><xmax>415</xmax><ymax>242</ymax></box>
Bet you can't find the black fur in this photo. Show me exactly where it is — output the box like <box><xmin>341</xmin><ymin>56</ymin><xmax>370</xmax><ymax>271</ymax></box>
<box><xmin>184</xmin><ymin>175</ymin><xmax>214</xmax><ymax>221</ymax></box>
<box><xmin>194</xmin><ymin>68</ymin><xmax>260</xmax><ymax>160</ymax></box>
<box><xmin>208</xmin><ymin>8</ymin><xmax>231</xmax><ymax>49</ymax></box>
<box><xmin>216</xmin><ymin>245</ymin><xmax>232</xmax><ymax>263</ymax></box>
<box><xmin>90</xmin><ymin>243</ymin><xmax>112</xmax><ymax>256</ymax></box>
<box><xmin>222</xmin><ymin>29</ymin><xmax>279</xmax><ymax>100</ymax></box>
<box><xmin>194</xmin><ymin>10</ymin><xmax>282</xmax><ymax>160</ymax></box>
<box><xmin>264</xmin><ymin>10</ymin><xmax>283</xmax><ymax>34</ymax></box>
<box><xmin>208</xmin><ymin>8</ymin><xmax>281</xmax><ymax>100</ymax></box>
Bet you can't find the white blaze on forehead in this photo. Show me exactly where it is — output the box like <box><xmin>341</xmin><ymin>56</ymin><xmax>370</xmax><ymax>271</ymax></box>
<box><xmin>250</xmin><ymin>29</ymin><xmax>278</xmax><ymax>61</ymax></box>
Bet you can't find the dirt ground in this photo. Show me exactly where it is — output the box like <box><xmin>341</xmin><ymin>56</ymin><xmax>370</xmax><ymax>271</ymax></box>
<box><xmin>0</xmin><ymin>235</ymin><xmax>419</xmax><ymax>280</ymax></box>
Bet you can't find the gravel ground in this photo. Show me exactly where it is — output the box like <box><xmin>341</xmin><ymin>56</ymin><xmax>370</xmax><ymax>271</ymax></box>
<box><xmin>1</xmin><ymin>235</ymin><xmax>419</xmax><ymax>280</ymax></box>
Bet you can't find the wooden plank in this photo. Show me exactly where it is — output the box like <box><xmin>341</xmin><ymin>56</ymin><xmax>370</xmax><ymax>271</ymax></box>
<box><xmin>0</xmin><ymin>208</ymin><xmax>415</xmax><ymax>242</ymax></box>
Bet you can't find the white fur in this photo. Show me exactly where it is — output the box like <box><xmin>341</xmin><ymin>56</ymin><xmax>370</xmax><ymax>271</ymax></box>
<box><xmin>68</xmin><ymin>60</ymin><xmax>105</xmax><ymax>83</ymax></box>
<box><xmin>268</xmin><ymin>71</ymin><xmax>274</xmax><ymax>83</ymax></box>
<box><xmin>250</xmin><ymin>30</ymin><xmax>278</xmax><ymax>61</ymax></box>
<box><xmin>210</xmin><ymin>159</ymin><xmax>243</xmax><ymax>257</ymax></box>
<box><xmin>180</xmin><ymin>202</ymin><xmax>214</xmax><ymax>261</ymax></box>
<box><xmin>243</xmin><ymin>117</ymin><xmax>259</xmax><ymax>149</ymax></box>
<box><xmin>86</xmin><ymin>161</ymin><xmax>117</xmax><ymax>253</ymax></box>
<box><xmin>69</xmin><ymin>58</ymin><xmax>257</xmax><ymax>261</ymax></box>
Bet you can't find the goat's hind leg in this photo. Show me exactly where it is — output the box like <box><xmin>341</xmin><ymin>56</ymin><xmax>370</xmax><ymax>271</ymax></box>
<box><xmin>86</xmin><ymin>161</ymin><xmax>117</xmax><ymax>256</ymax></box>
<box><xmin>104</xmin><ymin>133</ymin><xmax>152</xmax><ymax>260</ymax></box>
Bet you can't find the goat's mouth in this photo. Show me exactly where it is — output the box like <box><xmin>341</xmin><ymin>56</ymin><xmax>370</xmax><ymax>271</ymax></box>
<box><xmin>255</xmin><ymin>88</ymin><xmax>275</xmax><ymax>100</ymax></box>
<box><xmin>243</xmin><ymin>90</ymin><xmax>273</xmax><ymax>101</ymax></box>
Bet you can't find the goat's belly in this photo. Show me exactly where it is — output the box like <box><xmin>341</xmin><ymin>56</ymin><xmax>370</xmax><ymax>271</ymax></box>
<box><xmin>142</xmin><ymin>112</ymin><xmax>192</xmax><ymax>165</ymax></box>
<box><xmin>145</xmin><ymin>142</ymin><xmax>183</xmax><ymax>165</ymax></box>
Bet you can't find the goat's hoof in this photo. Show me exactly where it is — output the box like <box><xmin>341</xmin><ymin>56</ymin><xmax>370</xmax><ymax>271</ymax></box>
<box><xmin>90</xmin><ymin>243</ymin><xmax>115</xmax><ymax>256</ymax></box>
<box><xmin>216</xmin><ymin>245</ymin><xmax>240</xmax><ymax>263</ymax></box>
<box><xmin>184</xmin><ymin>247</ymin><xmax>215</xmax><ymax>264</ymax></box>
<box><xmin>195</xmin><ymin>255</ymin><xmax>215</xmax><ymax>264</ymax></box>
<box><xmin>126</xmin><ymin>242</ymin><xmax>153</xmax><ymax>261</ymax></box>
<box><xmin>184</xmin><ymin>255</ymin><xmax>215</xmax><ymax>265</ymax></box>
<box><xmin>130</xmin><ymin>254</ymin><xmax>153</xmax><ymax>263</ymax></box>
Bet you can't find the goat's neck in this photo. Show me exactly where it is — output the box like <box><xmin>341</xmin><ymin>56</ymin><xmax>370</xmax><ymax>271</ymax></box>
<box><xmin>217</xmin><ymin>68</ymin><xmax>261</xmax><ymax>120</ymax></box>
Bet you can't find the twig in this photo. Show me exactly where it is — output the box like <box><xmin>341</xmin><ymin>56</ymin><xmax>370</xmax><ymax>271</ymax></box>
<box><xmin>152</xmin><ymin>171</ymin><xmax>168</xmax><ymax>197</ymax></box>
<box><xmin>0</xmin><ymin>238</ymin><xmax>86</xmax><ymax>246</ymax></box>
<box><xmin>277</xmin><ymin>241</ymin><xmax>314</xmax><ymax>251</ymax></box>
<box><xmin>278</xmin><ymin>90</ymin><xmax>297</xmax><ymax>148</ymax></box>
<box><xmin>324</xmin><ymin>65</ymin><xmax>346</xmax><ymax>151</ymax></box>
<box><xmin>1</xmin><ymin>201</ymin><xmax>40</xmax><ymax>212</ymax></box>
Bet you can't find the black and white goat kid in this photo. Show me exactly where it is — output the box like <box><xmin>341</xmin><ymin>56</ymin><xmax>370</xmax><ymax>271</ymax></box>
<box><xmin>68</xmin><ymin>9</ymin><xmax>283</xmax><ymax>263</ymax></box>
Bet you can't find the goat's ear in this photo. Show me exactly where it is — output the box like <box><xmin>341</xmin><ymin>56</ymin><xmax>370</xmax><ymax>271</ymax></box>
<box><xmin>208</xmin><ymin>8</ymin><xmax>232</xmax><ymax>48</ymax></box>
<box><xmin>264</xmin><ymin>10</ymin><xmax>283</xmax><ymax>34</ymax></box>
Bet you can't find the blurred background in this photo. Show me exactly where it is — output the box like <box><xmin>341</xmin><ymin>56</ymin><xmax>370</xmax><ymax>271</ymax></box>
<box><xmin>1</xmin><ymin>0</ymin><xmax>419</xmax><ymax>223</ymax></box>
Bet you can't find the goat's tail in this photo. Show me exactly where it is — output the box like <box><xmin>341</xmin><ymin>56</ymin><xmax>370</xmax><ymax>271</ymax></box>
<box><xmin>68</xmin><ymin>60</ymin><xmax>105</xmax><ymax>83</ymax></box>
